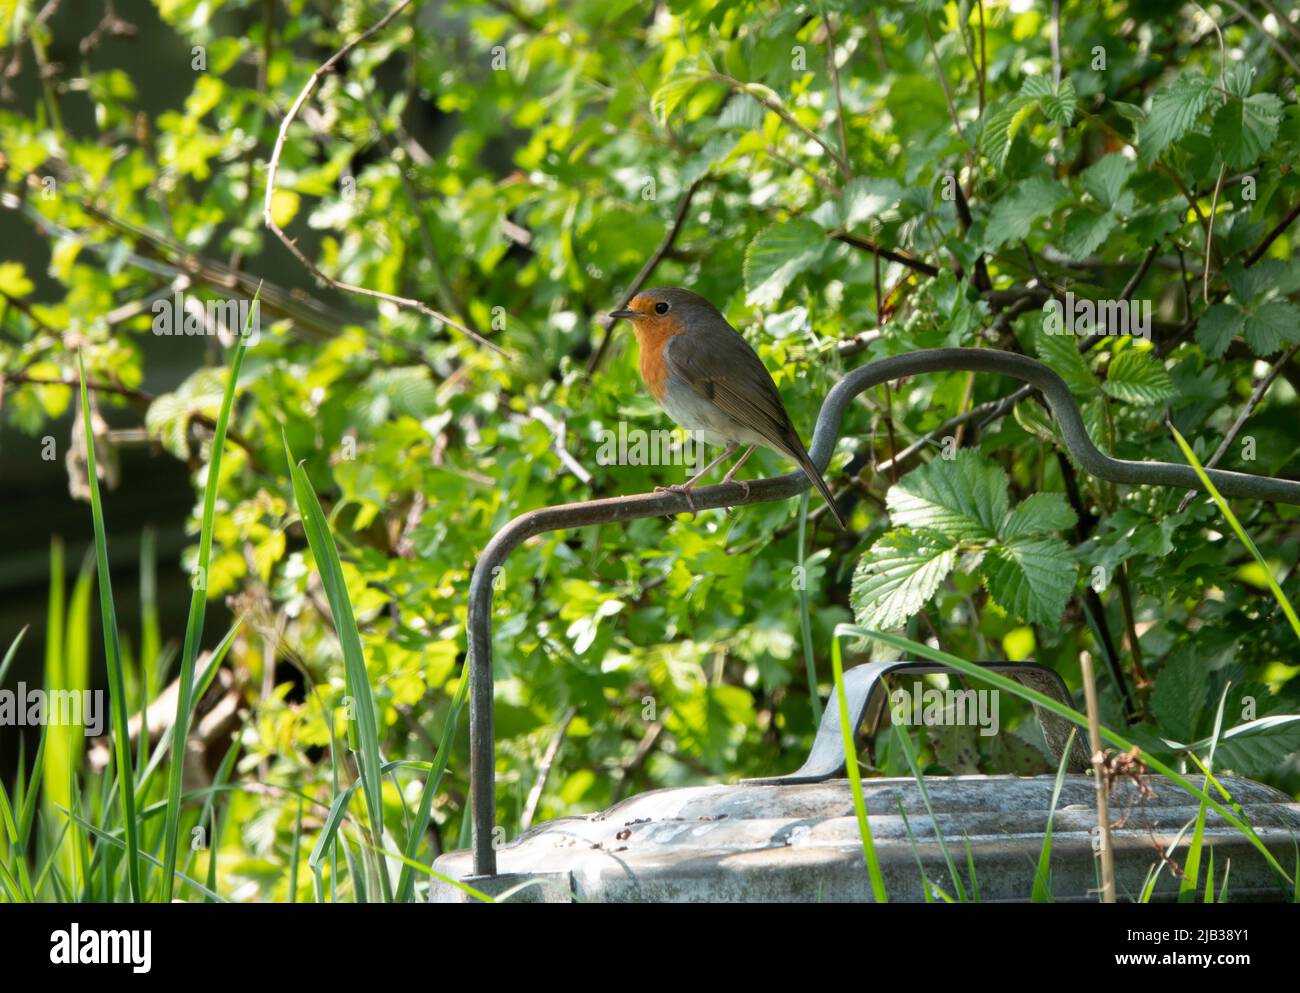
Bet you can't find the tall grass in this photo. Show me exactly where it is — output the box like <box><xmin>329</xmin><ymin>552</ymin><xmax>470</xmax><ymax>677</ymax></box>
<box><xmin>160</xmin><ymin>322</ymin><xmax>250</xmax><ymax>902</ymax></box>
<box><xmin>78</xmin><ymin>352</ymin><xmax>143</xmax><ymax>901</ymax></box>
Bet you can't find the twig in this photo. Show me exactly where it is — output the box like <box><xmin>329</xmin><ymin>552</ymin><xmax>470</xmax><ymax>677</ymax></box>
<box><xmin>1245</xmin><ymin>199</ymin><xmax>1300</xmax><ymax>266</ymax></box>
<box><xmin>586</xmin><ymin>177</ymin><xmax>705</xmax><ymax>373</ymax></box>
<box><xmin>832</xmin><ymin>232</ymin><xmax>940</xmax><ymax>277</ymax></box>
<box><xmin>1080</xmin><ymin>652</ymin><xmax>1116</xmax><ymax>903</ymax></box>
<box><xmin>519</xmin><ymin>706</ymin><xmax>577</xmax><ymax>831</ymax></box>
<box><xmin>1176</xmin><ymin>342</ymin><xmax>1300</xmax><ymax>512</ymax></box>
<box><xmin>823</xmin><ymin>10</ymin><xmax>851</xmax><ymax>179</ymax></box>
<box><xmin>1219</xmin><ymin>0</ymin><xmax>1300</xmax><ymax>74</ymax></box>
<box><xmin>262</xmin><ymin>0</ymin><xmax>508</xmax><ymax>357</ymax></box>
<box><xmin>710</xmin><ymin>72</ymin><xmax>851</xmax><ymax>180</ymax></box>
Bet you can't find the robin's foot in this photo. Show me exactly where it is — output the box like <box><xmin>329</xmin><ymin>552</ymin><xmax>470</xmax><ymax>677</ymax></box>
<box><xmin>655</xmin><ymin>484</ymin><xmax>698</xmax><ymax>516</ymax></box>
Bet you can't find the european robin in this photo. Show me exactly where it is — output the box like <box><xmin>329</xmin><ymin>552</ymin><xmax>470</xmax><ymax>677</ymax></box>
<box><xmin>610</xmin><ymin>287</ymin><xmax>848</xmax><ymax>529</ymax></box>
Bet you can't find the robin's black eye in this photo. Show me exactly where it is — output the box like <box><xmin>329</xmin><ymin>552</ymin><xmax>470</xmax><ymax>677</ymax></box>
<box><xmin>654</xmin><ymin>301</ymin><xmax>670</xmax><ymax>315</ymax></box>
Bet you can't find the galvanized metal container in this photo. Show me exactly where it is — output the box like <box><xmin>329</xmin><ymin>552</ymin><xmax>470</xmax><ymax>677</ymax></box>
<box><xmin>430</xmin><ymin>661</ymin><xmax>1300</xmax><ymax>902</ymax></box>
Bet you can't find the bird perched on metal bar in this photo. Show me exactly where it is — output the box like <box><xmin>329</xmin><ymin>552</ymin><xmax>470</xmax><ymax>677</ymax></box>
<box><xmin>610</xmin><ymin>287</ymin><xmax>848</xmax><ymax>528</ymax></box>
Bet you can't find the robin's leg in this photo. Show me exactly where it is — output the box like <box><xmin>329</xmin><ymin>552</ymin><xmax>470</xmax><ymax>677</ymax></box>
<box><xmin>656</xmin><ymin>443</ymin><xmax>737</xmax><ymax>512</ymax></box>
<box><xmin>720</xmin><ymin>445</ymin><xmax>756</xmax><ymax>498</ymax></box>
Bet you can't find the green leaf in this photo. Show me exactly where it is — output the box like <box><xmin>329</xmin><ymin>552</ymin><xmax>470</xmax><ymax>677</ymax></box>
<box><xmin>1059</xmin><ymin>208</ymin><xmax>1116</xmax><ymax>261</ymax></box>
<box><xmin>851</xmin><ymin>529</ymin><xmax>958</xmax><ymax>630</ymax></box>
<box><xmin>743</xmin><ymin>219</ymin><xmax>827</xmax><ymax>307</ymax></box>
<box><xmin>984</xmin><ymin>176</ymin><xmax>1069</xmax><ymax>249</ymax></box>
<box><xmin>1196</xmin><ymin>303</ymin><xmax>1242</xmax><ymax>358</ymax></box>
<box><xmin>1139</xmin><ymin>72</ymin><xmax>1215</xmax><ymax>162</ymax></box>
<box><xmin>839</xmin><ymin>176</ymin><xmax>903</xmax><ymax>228</ymax></box>
<box><xmin>1151</xmin><ymin>655</ymin><xmax>1209</xmax><ymax>743</ymax></box>
<box><xmin>1000</xmin><ymin>493</ymin><xmax>1077</xmax><ymax>539</ymax></box>
<box><xmin>886</xmin><ymin>449</ymin><xmax>1009</xmax><ymax>540</ymax></box>
<box><xmin>1102</xmin><ymin>348</ymin><xmax>1176</xmax><ymax>405</ymax></box>
<box><xmin>650</xmin><ymin>56</ymin><xmax>710</xmax><ymax>123</ymax></box>
<box><xmin>980</xmin><ymin>536</ymin><xmax>1076</xmax><ymax>625</ymax></box>
<box><xmin>1211</xmin><ymin>92</ymin><xmax>1284</xmax><ymax>169</ymax></box>
<box><xmin>1035</xmin><ymin>324</ymin><xmax>1099</xmax><ymax>395</ymax></box>
<box><xmin>0</xmin><ymin>261</ymin><xmax>35</xmax><ymax>298</ymax></box>
<box><xmin>1022</xmin><ymin>74</ymin><xmax>1077</xmax><ymax>126</ymax></box>
<box><xmin>1242</xmin><ymin>299</ymin><xmax>1300</xmax><ymax>357</ymax></box>
<box><xmin>1079</xmin><ymin>153</ymin><xmax>1135</xmax><ymax>210</ymax></box>
<box><xmin>1209</xmin><ymin>716</ymin><xmax>1300</xmax><ymax>780</ymax></box>
<box><xmin>981</xmin><ymin>94</ymin><xmax>1034</xmax><ymax>170</ymax></box>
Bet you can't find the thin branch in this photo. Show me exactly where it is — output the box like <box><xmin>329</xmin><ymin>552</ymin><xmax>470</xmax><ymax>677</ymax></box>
<box><xmin>1176</xmin><ymin>342</ymin><xmax>1300</xmax><ymax>512</ymax></box>
<box><xmin>823</xmin><ymin>10</ymin><xmax>851</xmax><ymax>179</ymax></box>
<box><xmin>586</xmin><ymin>177</ymin><xmax>705</xmax><ymax>373</ymax></box>
<box><xmin>832</xmin><ymin>232</ymin><xmax>940</xmax><ymax>277</ymax></box>
<box><xmin>519</xmin><ymin>706</ymin><xmax>577</xmax><ymax>831</ymax></box>
<box><xmin>1245</xmin><ymin>198</ymin><xmax>1300</xmax><ymax>266</ymax></box>
<box><xmin>262</xmin><ymin>0</ymin><xmax>508</xmax><ymax>357</ymax></box>
<box><xmin>710</xmin><ymin>72</ymin><xmax>851</xmax><ymax>180</ymax></box>
<box><xmin>1219</xmin><ymin>0</ymin><xmax>1300</xmax><ymax>74</ymax></box>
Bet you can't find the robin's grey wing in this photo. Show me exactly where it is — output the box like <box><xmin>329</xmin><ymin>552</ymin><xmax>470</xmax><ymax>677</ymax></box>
<box><xmin>663</xmin><ymin>321</ymin><xmax>802</xmax><ymax>456</ymax></box>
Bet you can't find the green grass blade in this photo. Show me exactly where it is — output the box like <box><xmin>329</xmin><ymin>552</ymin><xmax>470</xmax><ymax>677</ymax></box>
<box><xmin>78</xmin><ymin>352</ymin><xmax>143</xmax><ymax>902</ymax></box>
<box><xmin>56</xmin><ymin>804</ymin><xmax>226</xmax><ymax>903</ymax></box>
<box><xmin>0</xmin><ymin>625</ymin><xmax>26</xmax><ymax>687</ymax></box>
<box><xmin>882</xmin><ymin>680</ymin><xmax>967</xmax><ymax>900</ymax></box>
<box><xmin>160</xmin><ymin>322</ymin><xmax>251</xmax><ymax>903</ymax></box>
<box><xmin>831</xmin><ymin>634</ymin><xmax>887</xmax><ymax>901</ymax></box>
<box><xmin>396</xmin><ymin>666</ymin><xmax>469</xmax><ymax>902</ymax></box>
<box><xmin>1171</xmin><ymin>425</ymin><xmax>1300</xmax><ymax>641</ymax></box>
<box><xmin>839</xmin><ymin>624</ymin><xmax>1294</xmax><ymax>886</ymax></box>
<box><xmin>1032</xmin><ymin>728</ymin><xmax>1077</xmax><ymax>903</ymax></box>
<box><xmin>284</xmin><ymin>432</ymin><xmax>391</xmax><ymax>901</ymax></box>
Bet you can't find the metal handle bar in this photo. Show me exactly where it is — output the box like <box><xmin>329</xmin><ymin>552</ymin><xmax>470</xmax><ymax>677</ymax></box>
<box><xmin>466</xmin><ymin>347</ymin><xmax>1300</xmax><ymax>875</ymax></box>
<box><xmin>740</xmin><ymin>661</ymin><xmax>1091</xmax><ymax>785</ymax></box>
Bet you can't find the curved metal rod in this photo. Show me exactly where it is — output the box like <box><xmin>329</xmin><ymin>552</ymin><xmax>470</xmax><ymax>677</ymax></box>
<box><xmin>466</xmin><ymin>347</ymin><xmax>1300</xmax><ymax>875</ymax></box>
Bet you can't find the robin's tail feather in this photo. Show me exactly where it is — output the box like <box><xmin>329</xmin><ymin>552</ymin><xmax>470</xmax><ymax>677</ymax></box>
<box><xmin>789</xmin><ymin>447</ymin><xmax>849</xmax><ymax>530</ymax></box>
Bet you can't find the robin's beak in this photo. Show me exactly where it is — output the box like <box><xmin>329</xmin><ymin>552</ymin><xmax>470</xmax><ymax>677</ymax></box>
<box><xmin>609</xmin><ymin>308</ymin><xmax>639</xmax><ymax>321</ymax></box>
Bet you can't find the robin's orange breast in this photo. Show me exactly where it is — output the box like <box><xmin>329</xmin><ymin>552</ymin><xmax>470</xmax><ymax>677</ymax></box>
<box><xmin>632</xmin><ymin>314</ymin><xmax>688</xmax><ymax>402</ymax></box>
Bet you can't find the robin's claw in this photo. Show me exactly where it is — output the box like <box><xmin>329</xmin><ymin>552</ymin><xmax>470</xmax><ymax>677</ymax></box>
<box><xmin>655</xmin><ymin>484</ymin><xmax>698</xmax><ymax>517</ymax></box>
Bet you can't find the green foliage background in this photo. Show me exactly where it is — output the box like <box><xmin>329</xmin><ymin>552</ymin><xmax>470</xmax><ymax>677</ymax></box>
<box><xmin>3</xmin><ymin>0</ymin><xmax>1300</xmax><ymax>900</ymax></box>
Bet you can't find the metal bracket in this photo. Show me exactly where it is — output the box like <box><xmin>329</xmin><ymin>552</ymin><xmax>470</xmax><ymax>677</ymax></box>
<box><xmin>742</xmin><ymin>661</ymin><xmax>1090</xmax><ymax>785</ymax></box>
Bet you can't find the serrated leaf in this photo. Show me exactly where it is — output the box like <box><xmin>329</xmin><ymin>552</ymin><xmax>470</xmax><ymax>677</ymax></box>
<box><xmin>1151</xmin><ymin>655</ymin><xmax>1209</xmax><ymax>743</ymax></box>
<box><xmin>1035</xmin><ymin>324</ymin><xmax>1099</xmax><ymax>394</ymax></box>
<box><xmin>840</xmin><ymin>176</ymin><xmax>903</xmax><ymax>228</ymax></box>
<box><xmin>1211</xmin><ymin>92</ymin><xmax>1283</xmax><ymax>169</ymax></box>
<box><xmin>1021</xmin><ymin>75</ymin><xmax>1077</xmax><ymax>126</ymax></box>
<box><xmin>851</xmin><ymin>529</ymin><xmax>958</xmax><ymax>630</ymax></box>
<box><xmin>1103</xmin><ymin>348</ymin><xmax>1176</xmax><ymax>405</ymax></box>
<box><xmin>1014</xmin><ymin>396</ymin><xmax>1063</xmax><ymax>447</ymax></box>
<box><xmin>887</xmin><ymin>449</ymin><xmax>1009</xmax><ymax>540</ymax></box>
<box><xmin>980</xmin><ymin>536</ymin><xmax>1076</xmax><ymax>624</ymax></box>
<box><xmin>1196</xmin><ymin>303</ymin><xmax>1242</xmax><ymax>358</ymax></box>
<box><xmin>1242</xmin><ymin>299</ymin><xmax>1300</xmax><ymax>356</ymax></box>
<box><xmin>1079</xmin><ymin>153</ymin><xmax>1135</xmax><ymax>210</ymax></box>
<box><xmin>651</xmin><ymin>57</ymin><xmax>709</xmax><ymax>123</ymax></box>
<box><xmin>1210</xmin><ymin>716</ymin><xmax>1300</xmax><ymax>780</ymax></box>
<box><xmin>743</xmin><ymin>219</ymin><xmax>826</xmax><ymax>307</ymax></box>
<box><xmin>984</xmin><ymin>177</ymin><xmax>1068</xmax><ymax>249</ymax></box>
<box><xmin>1000</xmin><ymin>492</ymin><xmax>1077</xmax><ymax>539</ymax></box>
<box><xmin>1139</xmin><ymin>73</ymin><xmax>1214</xmax><ymax>162</ymax></box>
<box><xmin>981</xmin><ymin>94</ymin><xmax>1034</xmax><ymax>170</ymax></box>
<box><xmin>1059</xmin><ymin>208</ymin><xmax>1116</xmax><ymax>260</ymax></box>
<box><xmin>717</xmin><ymin>94</ymin><xmax>762</xmax><ymax>131</ymax></box>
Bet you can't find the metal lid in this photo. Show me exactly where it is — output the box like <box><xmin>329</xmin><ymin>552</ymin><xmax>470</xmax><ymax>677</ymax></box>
<box><xmin>431</xmin><ymin>774</ymin><xmax>1300</xmax><ymax>902</ymax></box>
